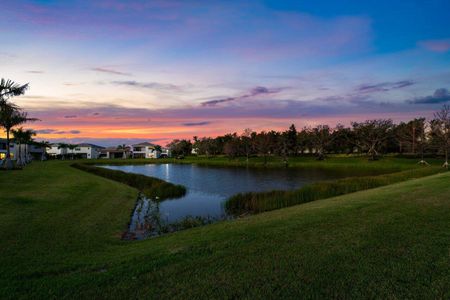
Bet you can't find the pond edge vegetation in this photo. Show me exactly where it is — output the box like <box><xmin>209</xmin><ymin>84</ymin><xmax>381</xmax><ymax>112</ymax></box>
<box><xmin>225</xmin><ymin>166</ymin><xmax>447</xmax><ymax>215</ymax></box>
<box><xmin>71</xmin><ymin>163</ymin><xmax>186</xmax><ymax>200</ymax></box>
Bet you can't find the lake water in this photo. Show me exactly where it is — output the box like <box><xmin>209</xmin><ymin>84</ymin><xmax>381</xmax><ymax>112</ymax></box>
<box><xmin>102</xmin><ymin>164</ymin><xmax>344</xmax><ymax>238</ymax></box>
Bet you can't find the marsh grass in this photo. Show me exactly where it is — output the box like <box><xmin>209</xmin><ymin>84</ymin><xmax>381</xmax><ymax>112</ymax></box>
<box><xmin>71</xmin><ymin>163</ymin><xmax>186</xmax><ymax>200</ymax></box>
<box><xmin>225</xmin><ymin>166</ymin><xmax>446</xmax><ymax>215</ymax></box>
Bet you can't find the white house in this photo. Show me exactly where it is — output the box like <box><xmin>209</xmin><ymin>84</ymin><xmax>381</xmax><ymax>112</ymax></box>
<box><xmin>161</xmin><ymin>147</ymin><xmax>171</xmax><ymax>158</ymax></box>
<box><xmin>132</xmin><ymin>142</ymin><xmax>161</xmax><ymax>159</ymax></box>
<box><xmin>0</xmin><ymin>138</ymin><xmax>46</xmax><ymax>161</ymax></box>
<box><xmin>73</xmin><ymin>143</ymin><xmax>104</xmax><ymax>159</ymax></box>
<box><xmin>47</xmin><ymin>143</ymin><xmax>68</xmax><ymax>158</ymax></box>
<box><xmin>47</xmin><ymin>143</ymin><xmax>104</xmax><ymax>159</ymax></box>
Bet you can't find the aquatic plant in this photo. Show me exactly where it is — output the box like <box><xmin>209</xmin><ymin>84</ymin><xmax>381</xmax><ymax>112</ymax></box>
<box><xmin>225</xmin><ymin>166</ymin><xmax>446</xmax><ymax>215</ymax></box>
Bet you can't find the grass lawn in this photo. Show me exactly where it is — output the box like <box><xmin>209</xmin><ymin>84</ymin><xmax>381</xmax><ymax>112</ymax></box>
<box><xmin>0</xmin><ymin>160</ymin><xmax>449</xmax><ymax>298</ymax></box>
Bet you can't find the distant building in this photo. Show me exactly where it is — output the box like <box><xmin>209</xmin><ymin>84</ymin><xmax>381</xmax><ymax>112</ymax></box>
<box><xmin>73</xmin><ymin>143</ymin><xmax>104</xmax><ymax>159</ymax></box>
<box><xmin>161</xmin><ymin>147</ymin><xmax>171</xmax><ymax>158</ymax></box>
<box><xmin>47</xmin><ymin>144</ymin><xmax>68</xmax><ymax>158</ymax></box>
<box><xmin>100</xmin><ymin>146</ymin><xmax>132</xmax><ymax>159</ymax></box>
<box><xmin>28</xmin><ymin>143</ymin><xmax>47</xmax><ymax>160</ymax></box>
<box><xmin>132</xmin><ymin>142</ymin><xmax>161</xmax><ymax>159</ymax></box>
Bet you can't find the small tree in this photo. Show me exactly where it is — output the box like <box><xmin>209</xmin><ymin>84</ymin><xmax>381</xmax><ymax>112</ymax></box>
<box><xmin>395</xmin><ymin>118</ymin><xmax>426</xmax><ymax>156</ymax></box>
<box><xmin>286</xmin><ymin>124</ymin><xmax>298</xmax><ymax>156</ymax></box>
<box><xmin>351</xmin><ymin>119</ymin><xmax>393</xmax><ymax>160</ymax></box>
<box><xmin>310</xmin><ymin>125</ymin><xmax>332</xmax><ymax>160</ymax></box>
<box><xmin>430</xmin><ymin>105</ymin><xmax>450</xmax><ymax>168</ymax></box>
<box><xmin>241</xmin><ymin>128</ymin><xmax>254</xmax><ymax>163</ymax></box>
<box><xmin>167</xmin><ymin>139</ymin><xmax>192</xmax><ymax>157</ymax></box>
<box><xmin>255</xmin><ymin>131</ymin><xmax>272</xmax><ymax>165</ymax></box>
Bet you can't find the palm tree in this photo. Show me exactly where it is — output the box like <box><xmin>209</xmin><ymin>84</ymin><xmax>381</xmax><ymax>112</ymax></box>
<box><xmin>11</xmin><ymin>128</ymin><xmax>35</xmax><ymax>166</ymax></box>
<box><xmin>0</xmin><ymin>79</ymin><xmax>32</xmax><ymax>169</ymax></box>
<box><xmin>22</xmin><ymin>129</ymin><xmax>36</xmax><ymax>164</ymax></box>
<box><xmin>1</xmin><ymin>108</ymin><xmax>38</xmax><ymax>169</ymax></box>
<box><xmin>67</xmin><ymin>144</ymin><xmax>78</xmax><ymax>160</ymax></box>
<box><xmin>11</xmin><ymin>127</ymin><xmax>25</xmax><ymax>167</ymax></box>
<box><xmin>33</xmin><ymin>140</ymin><xmax>52</xmax><ymax>161</ymax></box>
<box><xmin>58</xmin><ymin>143</ymin><xmax>69</xmax><ymax>160</ymax></box>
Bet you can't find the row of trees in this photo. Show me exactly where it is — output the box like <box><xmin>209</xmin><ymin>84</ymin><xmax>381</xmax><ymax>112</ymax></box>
<box><xmin>167</xmin><ymin>105</ymin><xmax>450</xmax><ymax>167</ymax></box>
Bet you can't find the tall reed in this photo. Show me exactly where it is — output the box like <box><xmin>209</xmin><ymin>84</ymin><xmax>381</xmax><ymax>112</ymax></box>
<box><xmin>225</xmin><ymin>167</ymin><xmax>445</xmax><ymax>215</ymax></box>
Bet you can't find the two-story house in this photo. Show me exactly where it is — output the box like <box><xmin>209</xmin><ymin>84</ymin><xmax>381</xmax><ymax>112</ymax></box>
<box><xmin>73</xmin><ymin>143</ymin><xmax>104</xmax><ymax>159</ymax></box>
<box><xmin>132</xmin><ymin>142</ymin><xmax>161</xmax><ymax>159</ymax></box>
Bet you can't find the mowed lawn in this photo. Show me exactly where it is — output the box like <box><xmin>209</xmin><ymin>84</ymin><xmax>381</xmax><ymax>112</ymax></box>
<box><xmin>0</xmin><ymin>161</ymin><xmax>449</xmax><ymax>299</ymax></box>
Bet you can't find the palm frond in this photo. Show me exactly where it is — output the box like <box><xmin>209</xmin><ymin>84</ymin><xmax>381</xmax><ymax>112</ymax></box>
<box><xmin>0</xmin><ymin>78</ymin><xmax>29</xmax><ymax>100</ymax></box>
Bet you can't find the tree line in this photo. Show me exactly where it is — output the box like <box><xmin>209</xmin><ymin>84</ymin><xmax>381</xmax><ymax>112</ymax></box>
<box><xmin>167</xmin><ymin>105</ymin><xmax>450</xmax><ymax>168</ymax></box>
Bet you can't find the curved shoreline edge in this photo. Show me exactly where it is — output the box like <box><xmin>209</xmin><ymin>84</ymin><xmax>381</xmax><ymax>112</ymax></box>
<box><xmin>71</xmin><ymin>163</ymin><xmax>186</xmax><ymax>200</ymax></box>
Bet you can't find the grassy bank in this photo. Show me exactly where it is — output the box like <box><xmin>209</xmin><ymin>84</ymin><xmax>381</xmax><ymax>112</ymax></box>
<box><xmin>226</xmin><ymin>166</ymin><xmax>446</xmax><ymax>215</ymax></box>
<box><xmin>84</xmin><ymin>155</ymin><xmax>445</xmax><ymax>174</ymax></box>
<box><xmin>0</xmin><ymin>160</ymin><xmax>449</xmax><ymax>298</ymax></box>
<box><xmin>72</xmin><ymin>163</ymin><xmax>186</xmax><ymax>200</ymax></box>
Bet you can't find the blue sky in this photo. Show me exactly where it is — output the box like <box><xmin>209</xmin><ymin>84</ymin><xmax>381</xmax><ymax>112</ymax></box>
<box><xmin>1</xmin><ymin>0</ymin><xmax>450</xmax><ymax>145</ymax></box>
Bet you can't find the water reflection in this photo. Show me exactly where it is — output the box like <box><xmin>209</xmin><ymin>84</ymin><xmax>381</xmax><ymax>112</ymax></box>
<box><xmin>103</xmin><ymin>163</ymin><xmax>346</xmax><ymax>239</ymax></box>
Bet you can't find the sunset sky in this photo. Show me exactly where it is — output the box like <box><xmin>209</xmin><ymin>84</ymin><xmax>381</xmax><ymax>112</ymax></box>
<box><xmin>2</xmin><ymin>0</ymin><xmax>450</xmax><ymax>146</ymax></box>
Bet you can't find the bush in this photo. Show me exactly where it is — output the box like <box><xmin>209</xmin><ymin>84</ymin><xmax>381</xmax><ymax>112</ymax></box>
<box><xmin>225</xmin><ymin>167</ymin><xmax>446</xmax><ymax>215</ymax></box>
<box><xmin>71</xmin><ymin>163</ymin><xmax>186</xmax><ymax>200</ymax></box>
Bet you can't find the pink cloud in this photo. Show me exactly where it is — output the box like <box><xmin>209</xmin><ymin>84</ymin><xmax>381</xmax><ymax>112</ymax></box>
<box><xmin>419</xmin><ymin>39</ymin><xmax>450</xmax><ymax>53</ymax></box>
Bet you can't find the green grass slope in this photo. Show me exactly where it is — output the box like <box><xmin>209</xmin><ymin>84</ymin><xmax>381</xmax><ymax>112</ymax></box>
<box><xmin>0</xmin><ymin>161</ymin><xmax>449</xmax><ymax>299</ymax></box>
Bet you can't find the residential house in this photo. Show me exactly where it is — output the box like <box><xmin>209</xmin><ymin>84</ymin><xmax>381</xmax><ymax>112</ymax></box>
<box><xmin>132</xmin><ymin>142</ymin><xmax>161</xmax><ymax>159</ymax></box>
<box><xmin>161</xmin><ymin>147</ymin><xmax>171</xmax><ymax>158</ymax></box>
<box><xmin>28</xmin><ymin>143</ymin><xmax>47</xmax><ymax>160</ymax></box>
<box><xmin>100</xmin><ymin>146</ymin><xmax>132</xmax><ymax>159</ymax></box>
<box><xmin>73</xmin><ymin>143</ymin><xmax>104</xmax><ymax>159</ymax></box>
<box><xmin>47</xmin><ymin>143</ymin><xmax>68</xmax><ymax>158</ymax></box>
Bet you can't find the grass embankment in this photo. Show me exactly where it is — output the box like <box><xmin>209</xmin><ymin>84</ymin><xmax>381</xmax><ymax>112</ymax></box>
<box><xmin>226</xmin><ymin>166</ymin><xmax>446</xmax><ymax>215</ymax></box>
<box><xmin>71</xmin><ymin>163</ymin><xmax>186</xmax><ymax>200</ymax></box>
<box><xmin>87</xmin><ymin>155</ymin><xmax>445</xmax><ymax>176</ymax></box>
<box><xmin>0</xmin><ymin>160</ymin><xmax>449</xmax><ymax>298</ymax></box>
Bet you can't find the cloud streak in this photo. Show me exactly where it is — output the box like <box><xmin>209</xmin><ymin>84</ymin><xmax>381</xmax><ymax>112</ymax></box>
<box><xmin>408</xmin><ymin>88</ymin><xmax>450</xmax><ymax>104</ymax></box>
<box><xmin>356</xmin><ymin>80</ymin><xmax>415</xmax><ymax>93</ymax></box>
<box><xmin>91</xmin><ymin>67</ymin><xmax>131</xmax><ymax>76</ymax></box>
<box><xmin>35</xmin><ymin>129</ymin><xmax>81</xmax><ymax>134</ymax></box>
<box><xmin>182</xmin><ymin>121</ymin><xmax>211</xmax><ymax>126</ymax></box>
<box><xmin>201</xmin><ymin>86</ymin><xmax>284</xmax><ymax>107</ymax></box>
<box><xmin>111</xmin><ymin>80</ymin><xmax>182</xmax><ymax>91</ymax></box>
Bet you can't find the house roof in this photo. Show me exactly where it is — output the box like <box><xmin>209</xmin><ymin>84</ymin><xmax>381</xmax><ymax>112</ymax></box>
<box><xmin>132</xmin><ymin>142</ymin><xmax>158</xmax><ymax>147</ymax></box>
<box><xmin>77</xmin><ymin>143</ymin><xmax>105</xmax><ymax>149</ymax></box>
<box><xmin>101</xmin><ymin>146</ymin><xmax>131</xmax><ymax>153</ymax></box>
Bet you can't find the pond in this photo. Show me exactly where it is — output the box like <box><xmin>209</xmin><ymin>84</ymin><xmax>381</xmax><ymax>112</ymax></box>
<box><xmin>101</xmin><ymin>164</ymin><xmax>347</xmax><ymax>239</ymax></box>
